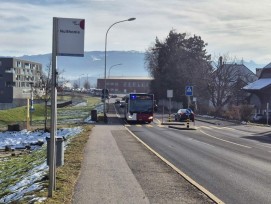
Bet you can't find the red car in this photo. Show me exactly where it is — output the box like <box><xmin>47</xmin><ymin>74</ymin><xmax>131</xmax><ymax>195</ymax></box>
<box><xmin>174</xmin><ymin>108</ymin><xmax>195</xmax><ymax>122</ymax></box>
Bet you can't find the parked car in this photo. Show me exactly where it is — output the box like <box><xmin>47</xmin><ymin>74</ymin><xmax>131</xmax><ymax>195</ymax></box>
<box><xmin>174</xmin><ymin>108</ymin><xmax>195</xmax><ymax>122</ymax></box>
<box><xmin>252</xmin><ymin>113</ymin><xmax>264</xmax><ymax>123</ymax></box>
<box><xmin>119</xmin><ymin>100</ymin><xmax>126</xmax><ymax>108</ymax></box>
<box><xmin>110</xmin><ymin>94</ymin><xmax>118</xmax><ymax>98</ymax></box>
<box><xmin>259</xmin><ymin>112</ymin><xmax>271</xmax><ymax>124</ymax></box>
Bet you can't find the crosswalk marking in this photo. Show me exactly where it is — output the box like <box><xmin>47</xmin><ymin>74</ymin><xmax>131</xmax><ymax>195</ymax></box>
<box><xmin>124</xmin><ymin>124</ymin><xmax>167</xmax><ymax>128</ymax></box>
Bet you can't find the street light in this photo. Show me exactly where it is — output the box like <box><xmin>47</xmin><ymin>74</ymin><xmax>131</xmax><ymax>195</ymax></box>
<box><xmin>108</xmin><ymin>63</ymin><xmax>122</xmax><ymax>78</ymax></box>
<box><xmin>103</xmin><ymin>17</ymin><xmax>136</xmax><ymax>122</ymax></box>
<box><xmin>79</xmin><ymin>74</ymin><xmax>84</xmax><ymax>90</ymax></box>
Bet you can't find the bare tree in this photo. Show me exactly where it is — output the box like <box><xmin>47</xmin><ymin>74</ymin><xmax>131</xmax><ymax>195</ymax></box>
<box><xmin>73</xmin><ymin>81</ymin><xmax>79</xmax><ymax>90</ymax></box>
<box><xmin>83</xmin><ymin>80</ymin><xmax>90</xmax><ymax>90</ymax></box>
<box><xmin>208</xmin><ymin>55</ymin><xmax>256</xmax><ymax>115</ymax></box>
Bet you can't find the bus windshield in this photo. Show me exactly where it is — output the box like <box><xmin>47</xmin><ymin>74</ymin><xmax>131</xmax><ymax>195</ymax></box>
<box><xmin>129</xmin><ymin>100</ymin><xmax>153</xmax><ymax>113</ymax></box>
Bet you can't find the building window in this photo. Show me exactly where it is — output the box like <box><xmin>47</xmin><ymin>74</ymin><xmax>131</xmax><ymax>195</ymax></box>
<box><xmin>5</xmin><ymin>81</ymin><xmax>15</xmax><ymax>87</ymax></box>
<box><xmin>24</xmin><ymin>63</ymin><xmax>30</xmax><ymax>69</ymax></box>
<box><xmin>16</xmin><ymin>61</ymin><xmax>22</xmax><ymax>68</ymax></box>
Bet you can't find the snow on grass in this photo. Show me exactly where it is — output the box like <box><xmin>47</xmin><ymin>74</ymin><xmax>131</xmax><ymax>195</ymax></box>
<box><xmin>0</xmin><ymin>127</ymin><xmax>83</xmax><ymax>203</ymax></box>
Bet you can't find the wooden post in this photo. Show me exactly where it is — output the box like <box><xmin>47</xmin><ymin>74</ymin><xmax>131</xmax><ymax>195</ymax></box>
<box><xmin>26</xmin><ymin>99</ymin><xmax>30</xmax><ymax>130</ymax></box>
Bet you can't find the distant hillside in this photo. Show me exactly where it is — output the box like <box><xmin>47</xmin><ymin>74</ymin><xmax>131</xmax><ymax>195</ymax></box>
<box><xmin>1</xmin><ymin>51</ymin><xmax>266</xmax><ymax>87</ymax></box>
<box><xmin>15</xmin><ymin>51</ymin><xmax>148</xmax><ymax>86</ymax></box>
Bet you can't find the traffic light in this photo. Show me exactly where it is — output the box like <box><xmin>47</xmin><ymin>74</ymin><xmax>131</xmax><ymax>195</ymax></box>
<box><xmin>102</xmin><ymin>89</ymin><xmax>109</xmax><ymax>99</ymax></box>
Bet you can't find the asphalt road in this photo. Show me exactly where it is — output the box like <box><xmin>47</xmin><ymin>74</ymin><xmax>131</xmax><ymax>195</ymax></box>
<box><xmin>124</xmin><ymin>115</ymin><xmax>271</xmax><ymax>204</ymax></box>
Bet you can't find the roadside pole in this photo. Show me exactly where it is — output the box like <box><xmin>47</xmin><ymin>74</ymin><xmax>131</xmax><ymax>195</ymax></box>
<box><xmin>167</xmin><ymin>90</ymin><xmax>173</xmax><ymax>122</ymax></box>
<box><xmin>26</xmin><ymin>99</ymin><xmax>30</xmax><ymax>130</ymax></box>
<box><xmin>267</xmin><ymin>103</ymin><xmax>269</xmax><ymax>126</ymax></box>
<box><xmin>48</xmin><ymin>17</ymin><xmax>57</xmax><ymax>197</ymax></box>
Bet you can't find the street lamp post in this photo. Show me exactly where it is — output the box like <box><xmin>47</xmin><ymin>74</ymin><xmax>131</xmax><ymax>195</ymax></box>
<box><xmin>108</xmin><ymin>63</ymin><xmax>122</xmax><ymax>78</ymax></box>
<box><xmin>79</xmin><ymin>74</ymin><xmax>84</xmax><ymax>90</ymax></box>
<box><xmin>104</xmin><ymin>18</ymin><xmax>136</xmax><ymax>122</ymax></box>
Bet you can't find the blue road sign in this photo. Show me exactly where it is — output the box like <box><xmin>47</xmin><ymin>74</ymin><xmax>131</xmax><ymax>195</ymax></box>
<box><xmin>185</xmin><ymin>86</ymin><xmax>193</xmax><ymax>96</ymax></box>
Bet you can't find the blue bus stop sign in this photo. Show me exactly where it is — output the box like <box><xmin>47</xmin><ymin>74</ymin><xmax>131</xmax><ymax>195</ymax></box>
<box><xmin>185</xmin><ymin>86</ymin><xmax>193</xmax><ymax>96</ymax></box>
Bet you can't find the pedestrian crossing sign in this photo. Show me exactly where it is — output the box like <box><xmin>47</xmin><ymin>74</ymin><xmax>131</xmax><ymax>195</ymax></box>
<box><xmin>185</xmin><ymin>86</ymin><xmax>193</xmax><ymax>96</ymax></box>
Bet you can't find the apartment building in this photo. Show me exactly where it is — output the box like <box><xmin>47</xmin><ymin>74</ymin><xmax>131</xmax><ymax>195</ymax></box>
<box><xmin>0</xmin><ymin>57</ymin><xmax>42</xmax><ymax>106</ymax></box>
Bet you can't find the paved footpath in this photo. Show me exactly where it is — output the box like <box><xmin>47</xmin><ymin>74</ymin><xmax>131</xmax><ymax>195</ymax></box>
<box><xmin>72</xmin><ymin>112</ymin><xmax>215</xmax><ymax>203</ymax></box>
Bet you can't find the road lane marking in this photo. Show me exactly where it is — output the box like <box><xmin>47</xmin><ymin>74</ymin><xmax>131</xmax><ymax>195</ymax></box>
<box><xmin>257</xmin><ymin>144</ymin><xmax>271</xmax><ymax>149</ymax></box>
<box><xmin>209</xmin><ymin>126</ymin><xmax>236</xmax><ymax>131</ymax></box>
<box><xmin>125</xmin><ymin>126</ymin><xmax>225</xmax><ymax>204</ymax></box>
<box><xmin>198</xmin><ymin>126</ymin><xmax>212</xmax><ymax>129</ymax></box>
<box><xmin>188</xmin><ymin>138</ymin><xmax>215</xmax><ymax>148</ymax></box>
<box><xmin>199</xmin><ymin>129</ymin><xmax>251</xmax><ymax>149</ymax></box>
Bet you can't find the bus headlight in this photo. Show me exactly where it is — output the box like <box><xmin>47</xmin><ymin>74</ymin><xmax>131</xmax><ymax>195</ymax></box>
<box><xmin>148</xmin><ymin>116</ymin><xmax>153</xmax><ymax>120</ymax></box>
<box><xmin>128</xmin><ymin>115</ymin><xmax>133</xmax><ymax>119</ymax></box>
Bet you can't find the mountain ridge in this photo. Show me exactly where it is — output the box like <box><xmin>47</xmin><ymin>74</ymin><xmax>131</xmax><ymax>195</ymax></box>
<box><xmin>1</xmin><ymin>51</ymin><xmax>266</xmax><ymax>86</ymax></box>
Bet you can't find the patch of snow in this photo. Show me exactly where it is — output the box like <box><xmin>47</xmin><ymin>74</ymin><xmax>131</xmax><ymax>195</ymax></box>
<box><xmin>0</xmin><ymin>127</ymin><xmax>83</xmax><ymax>203</ymax></box>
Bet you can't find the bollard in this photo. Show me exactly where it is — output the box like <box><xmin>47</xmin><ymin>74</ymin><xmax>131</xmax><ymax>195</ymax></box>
<box><xmin>186</xmin><ymin>119</ymin><xmax>190</xmax><ymax>128</ymax></box>
<box><xmin>168</xmin><ymin>114</ymin><xmax>171</xmax><ymax>122</ymax></box>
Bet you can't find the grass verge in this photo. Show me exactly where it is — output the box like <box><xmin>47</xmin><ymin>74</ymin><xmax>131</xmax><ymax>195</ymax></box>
<box><xmin>40</xmin><ymin>124</ymin><xmax>93</xmax><ymax>204</ymax></box>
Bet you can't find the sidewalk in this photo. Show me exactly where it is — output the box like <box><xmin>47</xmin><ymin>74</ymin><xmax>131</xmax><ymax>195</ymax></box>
<box><xmin>72</xmin><ymin>108</ymin><xmax>215</xmax><ymax>203</ymax></box>
<box><xmin>72</xmin><ymin>124</ymin><xmax>149</xmax><ymax>204</ymax></box>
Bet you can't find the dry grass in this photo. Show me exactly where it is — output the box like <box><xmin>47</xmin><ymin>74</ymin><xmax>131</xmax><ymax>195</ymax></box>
<box><xmin>40</xmin><ymin>125</ymin><xmax>93</xmax><ymax>204</ymax></box>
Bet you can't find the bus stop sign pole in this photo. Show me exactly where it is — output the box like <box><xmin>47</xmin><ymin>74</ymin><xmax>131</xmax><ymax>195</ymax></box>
<box><xmin>48</xmin><ymin>17</ymin><xmax>58</xmax><ymax>197</ymax></box>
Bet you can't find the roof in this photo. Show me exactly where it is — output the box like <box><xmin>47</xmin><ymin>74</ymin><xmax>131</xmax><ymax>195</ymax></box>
<box><xmin>263</xmin><ymin>62</ymin><xmax>271</xmax><ymax>69</ymax></box>
<box><xmin>99</xmin><ymin>76</ymin><xmax>153</xmax><ymax>80</ymax></box>
<box><xmin>242</xmin><ymin>78</ymin><xmax>271</xmax><ymax>90</ymax></box>
<box><xmin>214</xmin><ymin>63</ymin><xmax>257</xmax><ymax>83</ymax></box>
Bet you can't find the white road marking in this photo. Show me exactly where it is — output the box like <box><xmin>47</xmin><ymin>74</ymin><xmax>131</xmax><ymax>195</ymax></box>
<box><xmin>199</xmin><ymin>129</ymin><xmax>251</xmax><ymax>149</ymax></box>
<box><xmin>188</xmin><ymin>138</ymin><xmax>215</xmax><ymax>148</ymax></box>
<box><xmin>257</xmin><ymin>143</ymin><xmax>271</xmax><ymax>149</ymax></box>
<box><xmin>125</xmin><ymin>127</ymin><xmax>225</xmax><ymax>204</ymax></box>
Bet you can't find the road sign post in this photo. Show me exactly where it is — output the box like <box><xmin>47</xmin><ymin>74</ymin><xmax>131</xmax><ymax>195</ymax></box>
<box><xmin>167</xmin><ymin>90</ymin><xmax>173</xmax><ymax>122</ymax></box>
<box><xmin>185</xmin><ymin>86</ymin><xmax>193</xmax><ymax>108</ymax></box>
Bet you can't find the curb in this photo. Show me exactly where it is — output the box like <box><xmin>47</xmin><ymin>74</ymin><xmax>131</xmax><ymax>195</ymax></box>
<box><xmin>168</xmin><ymin>125</ymin><xmax>197</xmax><ymax>130</ymax></box>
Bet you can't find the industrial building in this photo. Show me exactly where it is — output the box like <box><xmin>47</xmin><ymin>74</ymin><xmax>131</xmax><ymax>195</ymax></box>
<box><xmin>97</xmin><ymin>76</ymin><xmax>153</xmax><ymax>94</ymax></box>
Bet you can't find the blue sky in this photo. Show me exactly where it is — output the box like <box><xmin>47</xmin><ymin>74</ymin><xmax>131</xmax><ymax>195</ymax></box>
<box><xmin>1</xmin><ymin>0</ymin><xmax>271</xmax><ymax>64</ymax></box>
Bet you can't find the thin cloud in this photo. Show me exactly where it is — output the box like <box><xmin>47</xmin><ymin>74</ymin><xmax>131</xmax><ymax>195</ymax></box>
<box><xmin>0</xmin><ymin>0</ymin><xmax>270</xmax><ymax>64</ymax></box>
